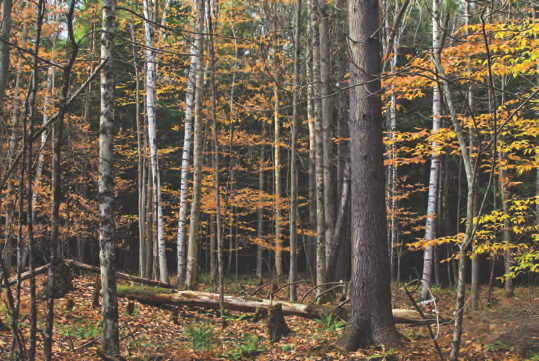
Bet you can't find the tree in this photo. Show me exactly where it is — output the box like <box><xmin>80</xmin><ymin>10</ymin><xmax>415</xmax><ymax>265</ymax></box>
<box><xmin>185</xmin><ymin>0</ymin><xmax>206</xmax><ymax>290</ymax></box>
<box><xmin>338</xmin><ymin>0</ymin><xmax>399</xmax><ymax>349</ymax></box>
<box><xmin>99</xmin><ymin>0</ymin><xmax>120</xmax><ymax>353</ymax></box>
<box><xmin>143</xmin><ymin>0</ymin><xmax>168</xmax><ymax>284</ymax></box>
<box><xmin>289</xmin><ymin>0</ymin><xmax>302</xmax><ymax>302</ymax></box>
<box><xmin>420</xmin><ymin>0</ymin><xmax>441</xmax><ymax>300</ymax></box>
<box><xmin>45</xmin><ymin>0</ymin><xmax>79</xmax><ymax>359</ymax></box>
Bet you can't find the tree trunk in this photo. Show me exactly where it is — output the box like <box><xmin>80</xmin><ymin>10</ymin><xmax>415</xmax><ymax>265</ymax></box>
<box><xmin>256</xmin><ymin>124</ymin><xmax>265</xmax><ymax>279</ymax></box>
<box><xmin>274</xmin><ymin>85</ymin><xmax>282</xmax><ymax>277</ymax></box>
<box><xmin>306</xmin><ymin>15</ymin><xmax>317</xmax><ymax>282</ymax></box>
<box><xmin>99</xmin><ymin>0</ymin><xmax>120</xmax><ymax>353</ymax></box>
<box><xmin>143</xmin><ymin>0</ymin><xmax>168</xmax><ymax>284</ymax></box>
<box><xmin>309</xmin><ymin>0</ymin><xmax>326</xmax><ymax>300</ymax></box>
<box><xmin>3</xmin><ymin>19</ymin><xmax>27</xmax><ymax>275</ymax></box>
<box><xmin>0</xmin><ymin>0</ymin><xmax>12</xmax><ymax>173</ymax></box>
<box><xmin>318</xmin><ymin>0</ymin><xmax>335</xmax><ymax>263</ymax></box>
<box><xmin>338</xmin><ymin>0</ymin><xmax>399</xmax><ymax>350</ymax></box>
<box><xmin>129</xmin><ymin>0</ymin><xmax>145</xmax><ymax>280</ymax></box>
<box><xmin>499</xmin><ymin>150</ymin><xmax>513</xmax><ymax>297</ymax></box>
<box><xmin>25</xmin><ymin>2</ymin><xmax>46</xmax><ymax>358</ymax></box>
<box><xmin>326</xmin><ymin>161</ymin><xmax>350</xmax><ymax>282</ymax></box>
<box><xmin>207</xmin><ymin>2</ymin><xmax>225</xmax><ymax>319</ymax></box>
<box><xmin>420</xmin><ymin>0</ymin><xmax>441</xmax><ymax>301</ymax></box>
<box><xmin>334</xmin><ymin>0</ymin><xmax>350</xmax><ymax>282</ymax></box>
<box><xmin>176</xmin><ymin>35</ymin><xmax>199</xmax><ymax>287</ymax></box>
<box><xmin>44</xmin><ymin>2</ymin><xmax>78</xmax><ymax>359</ymax></box>
<box><xmin>289</xmin><ymin>0</ymin><xmax>302</xmax><ymax>302</ymax></box>
<box><xmin>185</xmin><ymin>0</ymin><xmax>206</xmax><ymax>289</ymax></box>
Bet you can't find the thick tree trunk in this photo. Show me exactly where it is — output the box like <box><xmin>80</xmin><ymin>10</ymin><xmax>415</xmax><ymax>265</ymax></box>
<box><xmin>116</xmin><ymin>286</ymin><xmax>438</xmax><ymax>325</ymax></box>
<box><xmin>338</xmin><ymin>0</ymin><xmax>399</xmax><ymax>350</ymax></box>
<box><xmin>185</xmin><ymin>0</ymin><xmax>206</xmax><ymax>289</ymax></box>
<box><xmin>99</xmin><ymin>0</ymin><xmax>120</xmax><ymax>353</ymax></box>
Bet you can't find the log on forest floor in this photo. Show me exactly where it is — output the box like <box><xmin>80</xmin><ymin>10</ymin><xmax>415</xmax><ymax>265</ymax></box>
<box><xmin>117</xmin><ymin>285</ymin><xmax>440</xmax><ymax>325</ymax></box>
<box><xmin>3</xmin><ymin>259</ymin><xmax>175</xmax><ymax>290</ymax></box>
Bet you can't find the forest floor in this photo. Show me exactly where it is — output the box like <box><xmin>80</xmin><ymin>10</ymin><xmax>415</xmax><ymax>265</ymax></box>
<box><xmin>0</xmin><ymin>272</ymin><xmax>538</xmax><ymax>360</ymax></box>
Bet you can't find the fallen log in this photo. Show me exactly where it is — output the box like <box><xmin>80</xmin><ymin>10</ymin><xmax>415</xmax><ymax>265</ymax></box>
<box><xmin>3</xmin><ymin>264</ymin><xmax>50</xmax><ymax>286</ymax></box>
<box><xmin>3</xmin><ymin>260</ymin><xmax>175</xmax><ymax>289</ymax></box>
<box><xmin>117</xmin><ymin>285</ymin><xmax>438</xmax><ymax>325</ymax></box>
<box><xmin>64</xmin><ymin>259</ymin><xmax>175</xmax><ymax>289</ymax></box>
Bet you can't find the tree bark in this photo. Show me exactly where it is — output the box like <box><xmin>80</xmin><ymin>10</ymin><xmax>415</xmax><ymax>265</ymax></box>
<box><xmin>309</xmin><ymin>0</ymin><xmax>326</xmax><ymax>300</ymax></box>
<box><xmin>45</xmin><ymin>2</ymin><xmax>78</xmax><ymax>359</ymax></box>
<box><xmin>256</xmin><ymin>124</ymin><xmax>265</xmax><ymax>279</ymax></box>
<box><xmin>185</xmin><ymin>0</ymin><xmax>206</xmax><ymax>290</ymax></box>
<box><xmin>143</xmin><ymin>0</ymin><xmax>168</xmax><ymax>283</ymax></box>
<box><xmin>420</xmin><ymin>0</ymin><xmax>441</xmax><ymax>301</ymax></box>
<box><xmin>274</xmin><ymin>84</ymin><xmax>282</xmax><ymax>277</ymax></box>
<box><xmin>288</xmin><ymin>0</ymin><xmax>302</xmax><ymax>302</ymax></box>
<box><xmin>338</xmin><ymin>0</ymin><xmax>399</xmax><ymax>350</ymax></box>
<box><xmin>176</xmin><ymin>23</ymin><xmax>200</xmax><ymax>287</ymax></box>
<box><xmin>99</xmin><ymin>0</ymin><xmax>120</xmax><ymax>353</ymax></box>
<box><xmin>3</xmin><ymin>18</ymin><xmax>27</xmax><ymax>275</ymax></box>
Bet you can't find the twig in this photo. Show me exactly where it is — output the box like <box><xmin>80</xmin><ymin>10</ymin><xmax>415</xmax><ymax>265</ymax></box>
<box><xmin>269</xmin><ymin>281</ymin><xmax>305</xmax><ymax>298</ymax></box>
<box><xmin>311</xmin><ymin>284</ymin><xmax>346</xmax><ymax>305</ymax></box>
<box><xmin>300</xmin><ymin>282</ymin><xmax>345</xmax><ymax>303</ymax></box>
<box><xmin>403</xmin><ymin>285</ymin><xmax>444</xmax><ymax>361</ymax></box>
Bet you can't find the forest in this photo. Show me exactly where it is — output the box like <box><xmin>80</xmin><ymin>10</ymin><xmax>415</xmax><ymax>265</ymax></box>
<box><xmin>0</xmin><ymin>0</ymin><xmax>538</xmax><ymax>359</ymax></box>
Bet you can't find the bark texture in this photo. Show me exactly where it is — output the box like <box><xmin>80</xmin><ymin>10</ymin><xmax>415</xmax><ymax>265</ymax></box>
<box><xmin>99</xmin><ymin>0</ymin><xmax>120</xmax><ymax>353</ymax></box>
<box><xmin>339</xmin><ymin>0</ymin><xmax>399</xmax><ymax>350</ymax></box>
<box><xmin>185</xmin><ymin>0</ymin><xmax>206</xmax><ymax>289</ymax></box>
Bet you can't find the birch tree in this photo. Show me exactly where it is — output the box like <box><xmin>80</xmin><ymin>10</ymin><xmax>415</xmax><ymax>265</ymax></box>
<box><xmin>420</xmin><ymin>0</ymin><xmax>441</xmax><ymax>300</ymax></box>
<box><xmin>176</xmin><ymin>3</ymin><xmax>201</xmax><ymax>286</ymax></box>
<box><xmin>99</xmin><ymin>0</ymin><xmax>120</xmax><ymax>353</ymax></box>
<box><xmin>185</xmin><ymin>0</ymin><xmax>206</xmax><ymax>289</ymax></box>
<box><xmin>143</xmin><ymin>0</ymin><xmax>168</xmax><ymax>283</ymax></box>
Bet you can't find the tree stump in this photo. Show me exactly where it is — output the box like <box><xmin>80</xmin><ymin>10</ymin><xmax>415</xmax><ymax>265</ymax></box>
<box><xmin>40</xmin><ymin>259</ymin><xmax>74</xmax><ymax>299</ymax></box>
<box><xmin>266</xmin><ymin>303</ymin><xmax>290</xmax><ymax>343</ymax></box>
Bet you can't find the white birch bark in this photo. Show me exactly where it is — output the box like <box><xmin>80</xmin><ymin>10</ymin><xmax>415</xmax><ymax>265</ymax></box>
<box><xmin>420</xmin><ymin>0</ymin><xmax>441</xmax><ymax>300</ymax></box>
<box><xmin>99</xmin><ymin>0</ymin><xmax>120</xmax><ymax>353</ymax></box>
<box><xmin>177</xmin><ymin>43</ymin><xmax>199</xmax><ymax>287</ymax></box>
<box><xmin>143</xmin><ymin>0</ymin><xmax>168</xmax><ymax>283</ymax></box>
<box><xmin>185</xmin><ymin>0</ymin><xmax>205</xmax><ymax>289</ymax></box>
<box><xmin>310</xmin><ymin>0</ymin><xmax>326</xmax><ymax>299</ymax></box>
